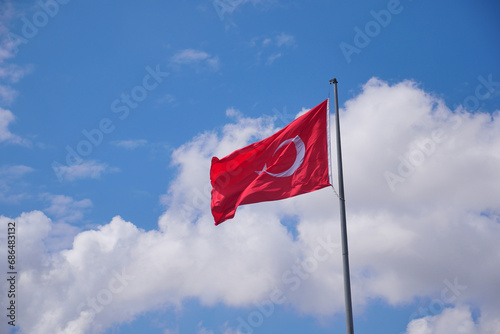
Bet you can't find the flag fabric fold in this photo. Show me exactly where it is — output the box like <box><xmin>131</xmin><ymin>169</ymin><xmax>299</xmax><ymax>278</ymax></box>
<box><xmin>210</xmin><ymin>99</ymin><xmax>331</xmax><ymax>225</ymax></box>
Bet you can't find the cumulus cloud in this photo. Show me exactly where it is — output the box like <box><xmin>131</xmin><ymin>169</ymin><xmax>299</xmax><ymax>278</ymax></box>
<box><xmin>405</xmin><ymin>305</ymin><xmax>500</xmax><ymax>334</ymax></box>
<box><xmin>2</xmin><ymin>78</ymin><xmax>500</xmax><ymax>333</ymax></box>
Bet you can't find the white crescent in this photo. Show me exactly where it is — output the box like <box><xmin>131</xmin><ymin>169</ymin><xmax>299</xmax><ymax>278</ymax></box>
<box><xmin>256</xmin><ymin>136</ymin><xmax>305</xmax><ymax>178</ymax></box>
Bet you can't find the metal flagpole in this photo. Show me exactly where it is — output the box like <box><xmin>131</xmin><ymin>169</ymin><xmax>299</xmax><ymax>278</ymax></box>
<box><xmin>330</xmin><ymin>78</ymin><xmax>355</xmax><ymax>334</ymax></box>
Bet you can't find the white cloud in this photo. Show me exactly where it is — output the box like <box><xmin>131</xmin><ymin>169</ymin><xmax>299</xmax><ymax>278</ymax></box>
<box><xmin>0</xmin><ymin>1</ymin><xmax>17</xmax><ymax>63</ymax></box>
<box><xmin>213</xmin><ymin>0</ymin><xmax>276</xmax><ymax>23</ymax></box>
<box><xmin>171</xmin><ymin>49</ymin><xmax>211</xmax><ymax>64</ymax></box>
<box><xmin>0</xmin><ymin>164</ymin><xmax>34</xmax><ymax>203</ymax></box>
<box><xmin>0</xmin><ymin>107</ymin><xmax>29</xmax><ymax>145</ymax></box>
<box><xmin>225</xmin><ymin>106</ymin><xmax>242</xmax><ymax>118</ymax></box>
<box><xmin>251</xmin><ymin>33</ymin><xmax>296</xmax><ymax>49</ymax></box>
<box><xmin>0</xmin><ymin>63</ymin><xmax>32</xmax><ymax>82</ymax></box>
<box><xmin>0</xmin><ymin>83</ymin><xmax>17</xmax><ymax>104</ymax></box>
<box><xmin>0</xmin><ymin>3</ymin><xmax>29</xmax><ymax>106</ymax></box>
<box><xmin>3</xmin><ymin>78</ymin><xmax>500</xmax><ymax>333</ymax></box>
<box><xmin>262</xmin><ymin>37</ymin><xmax>272</xmax><ymax>46</ymax></box>
<box><xmin>52</xmin><ymin>160</ymin><xmax>118</xmax><ymax>182</ymax></box>
<box><xmin>111</xmin><ymin>139</ymin><xmax>148</xmax><ymax>150</ymax></box>
<box><xmin>42</xmin><ymin>193</ymin><xmax>92</xmax><ymax>224</ymax></box>
<box><xmin>405</xmin><ymin>305</ymin><xmax>500</xmax><ymax>334</ymax></box>
<box><xmin>170</xmin><ymin>49</ymin><xmax>220</xmax><ymax>71</ymax></box>
<box><xmin>197</xmin><ymin>322</ymin><xmax>214</xmax><ymax>334</ymax></box>
<box><xmin>0</xmin><ymin>4</ymin><xmax>32</xmax><ymax>145</ymax></box>
<box><xmin>265</xmin><ymin>52</ymin><xmax>281</xmax><ymax>65</ymax></box>
<box><xmin>275</xmin><ymin>32</ymin><xmax>296</xmax><ymax>48</ymax></box>
<box><xmin>163</xmin><ymin>329</ymin><xmax>179</xmax><ymax>334</ymax></box>
<box><xmin>250</xmin><ymin>32</ymin><xmax>296</xmax><ymax>65</ymax></box>
<box><xmin>0</xmin><ymin>164</ymin><xmax>34</xmax><ymax>178</ymax></box>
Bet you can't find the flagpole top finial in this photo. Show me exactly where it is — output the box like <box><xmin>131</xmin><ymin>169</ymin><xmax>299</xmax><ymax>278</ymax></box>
<box><xmin>329</xmin><ymin>78</ymin><xmax>338</xmax><ymax>84</ymax></box>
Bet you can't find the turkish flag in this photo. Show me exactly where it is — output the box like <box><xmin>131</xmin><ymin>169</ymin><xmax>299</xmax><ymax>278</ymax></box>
<box><xmin>210</xmin><ymin>99</ymin><xmax>332</xmax><ymax>225</ymax></box>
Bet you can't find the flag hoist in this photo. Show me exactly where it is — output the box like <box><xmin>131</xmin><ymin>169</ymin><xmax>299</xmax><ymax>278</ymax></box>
<box><xmin>210</xmin><ymin>79</ymin><xmax>354</xmax><ymax>334</ymax></box>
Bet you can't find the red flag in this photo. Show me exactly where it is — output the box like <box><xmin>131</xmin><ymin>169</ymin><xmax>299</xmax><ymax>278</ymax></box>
<box><xmin>210</xmin><ymin>99</ymin><xmax>331</xmax><ymax>225</ymax></box>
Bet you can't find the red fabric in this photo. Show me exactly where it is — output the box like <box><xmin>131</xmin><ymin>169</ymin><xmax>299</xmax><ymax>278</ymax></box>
<box><xmin>210</xmin><ymin>99</ymin><xmax>331</xmax><ymax>225</ymax></box>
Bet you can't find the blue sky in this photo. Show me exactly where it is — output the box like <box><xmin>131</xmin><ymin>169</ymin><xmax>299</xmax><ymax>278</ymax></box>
<box><xmin>1</xmin><ymin>1</ymin><xmax>500</xmax><ymax>333</ymax></box>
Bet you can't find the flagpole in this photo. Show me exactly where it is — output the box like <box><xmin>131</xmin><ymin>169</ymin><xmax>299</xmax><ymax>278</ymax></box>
<box><xmin>330</xmin><ymin>78</ymin><xmax>354</xmax><ymax>334</ymax></box>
